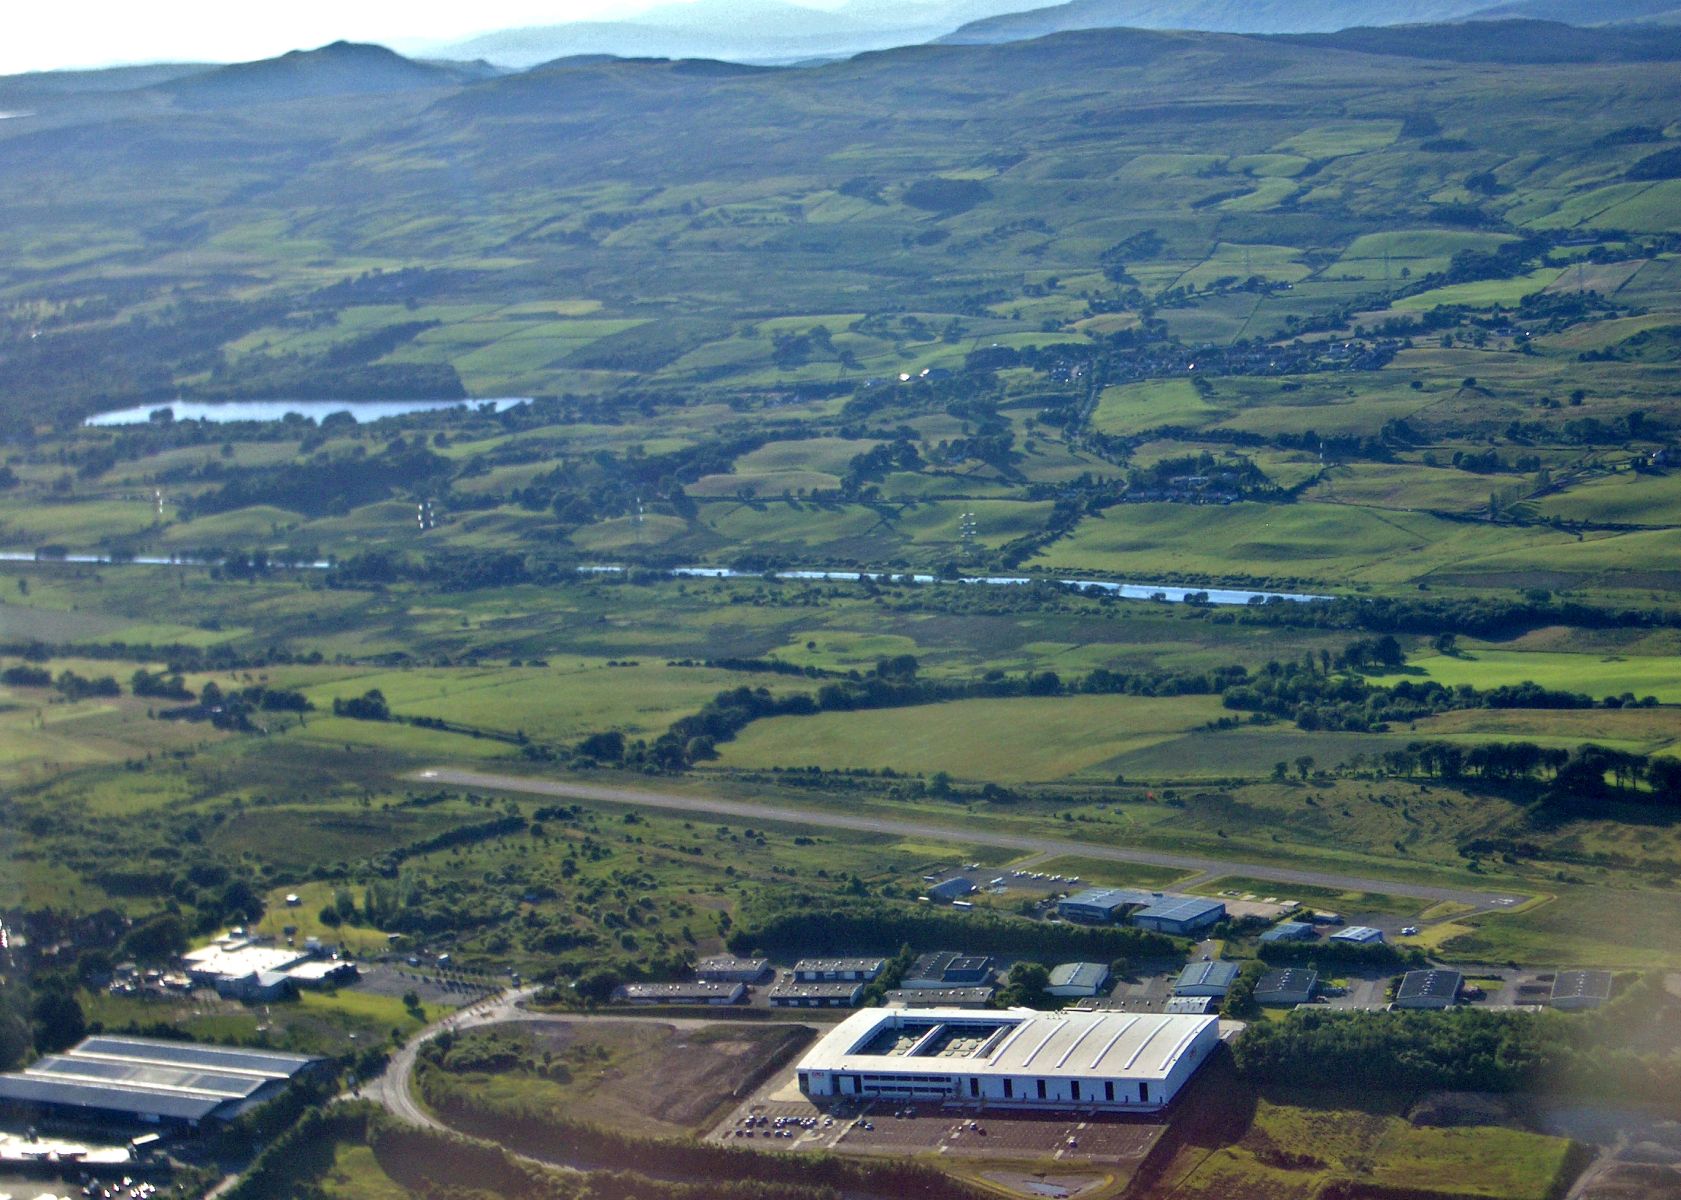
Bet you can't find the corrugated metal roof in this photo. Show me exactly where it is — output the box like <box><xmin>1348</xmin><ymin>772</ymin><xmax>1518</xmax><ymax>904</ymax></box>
<box><xmin>1048</xmin><ymin>962</ymin><xmax>1109</xmax><ymax>989</ymax></box>
<box><xmin>1136</xmin><ymin>897</ymin><xmax>1224</xmax><ymax>923</ymax></box>
<box><xmin>1175</xmin><ymin>961</ymin><xmax>1239</xmax><ymax>990</ymax></box>
<box><xmin>802</xmin><ymin>1007</ymin><xmax>1216</xmax><ymax>1081</ymax></box>
<box><xmin>74</xmin><ymin>1036</ymin><xmax>315</xmax><ymax>1078</ymax></box>
<box><xmin>0</xmin><ymin>1074</ymin><xmax>226</xmax><ymax>1122</ymax></box>
<box><xmin>28</xmin><ymin>1055</ymin><xmax>267</xmax><ymax>1100</ymax></box>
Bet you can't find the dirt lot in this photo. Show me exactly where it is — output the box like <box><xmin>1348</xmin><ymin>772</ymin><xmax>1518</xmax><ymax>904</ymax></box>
<box><xmin>519</xmin><ymin>1019</ymin><xmax>815</xmax><ymax>1134</ymax></box>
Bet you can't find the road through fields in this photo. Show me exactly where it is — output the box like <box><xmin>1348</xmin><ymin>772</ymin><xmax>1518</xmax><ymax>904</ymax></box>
<box><xmin>414</xmin><ymin>767</ymin><xmax>1525</xmax><ymax>912</ymax></box>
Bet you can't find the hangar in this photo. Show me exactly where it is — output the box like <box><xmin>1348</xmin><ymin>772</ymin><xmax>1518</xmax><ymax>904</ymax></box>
<box><xmin>0</xmin><ymin>1036</ymin><xmax>318</xmax><ymax>1128</ymax></box>
<box><xmin>795</xmin><ymin>1006</ymin><xmax>1219</xmax><ymax>1112</ymax></box>
<box><xmin>1131</xmin><ymin>897</ymin><xmax>1225</xmax><ymax>937</ymax></box>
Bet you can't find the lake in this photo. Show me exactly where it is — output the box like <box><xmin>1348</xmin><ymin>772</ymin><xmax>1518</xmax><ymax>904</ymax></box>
<box><xmin>84</xmin><ymin>397</ymin><xmax>530</xmax><ymax>426</ymax></box>
<box><xmin>584</xmin><ymin>565</ymin><xmax>1330</xmax><ymax>605</ymax></box>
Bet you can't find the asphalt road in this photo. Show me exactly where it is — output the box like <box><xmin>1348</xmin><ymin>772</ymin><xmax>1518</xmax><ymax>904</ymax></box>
<box><xmin>415</xmin><ymin>768</ymin><xmax>1524</xmax><ymax>911</ymax></box>
<box><xmin>357</xmin><ymin>987</ymin><xmax>526</xmax><ymax>1130</ymax></box>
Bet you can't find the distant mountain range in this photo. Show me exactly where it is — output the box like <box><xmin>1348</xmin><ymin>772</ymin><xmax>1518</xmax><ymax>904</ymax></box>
<box><xmin>414</xmin><ymin>0</ymin><xmax>1033</xmax><ymax>67</ymax></box>
<box><xmin>415</xmin><ymin>0</ymin><xmax>1680</xmax><ymax>65</ymax></box>
<box><xmin>939</xmin><ymin>0</ymin><xmax>1680</xmax><ymax>47</ymax></box>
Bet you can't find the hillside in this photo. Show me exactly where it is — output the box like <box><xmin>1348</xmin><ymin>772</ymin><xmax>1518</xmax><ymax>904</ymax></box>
<box><xmin>157</xmin><ymin>40</ymin><xmax>493</xmax><ymax>108</ymax></box>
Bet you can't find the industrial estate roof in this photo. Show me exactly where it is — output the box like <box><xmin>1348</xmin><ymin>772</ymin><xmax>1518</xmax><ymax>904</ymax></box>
<box><xmin>801</xmin><ymin>1007</ymin><xmax>1218</xmax><ymax>1082</ymax></box>
<box><xmin>1174</xmin><ymin>961</ymin><xmax>1240</xmax><ymax>991</ymax></box>
<box><xmin>1259</xmin><ymin>921</ymin><xmax>1316</xmax><ymax>943</ymax></box>
<box><xmin>1163</xmin><ymin>996</ymin><xmax>1215</xmax><ymax>1014</ymax></box>
<box><xmin>1048</xmin><ymin>962</ymin><xmax>1110</xmax><ymax>991</ymax></box>
<box><xmin>884</xmin><ymin>987</ymin><xmax>997</xmax><ymax>1006</ymax></box>
<box><xmin>0</xmin><ymin>1036</ymin><xmax>317</xmax><ymax>1124</ymax></box>
<box><xmin>1060</xmin><ymin>887</ymin><xmax>1155</xmax><ymax>911</ymax></box>
<box><xmin>1255</xmin><ymin>968</ymin><xmax>1317</xmax><ymax>998</ymax></box>
<box><xmin>1329</xmin><ymin>925</ymin><xmax>1385</xmax><ymax>944</ymax></box>
<box><xmin>1551</xmin><ymin>970</ymin><xmax>1613</xmax><ymax>1005</ymax></box>
<box><xmin>767</xmin><ymin>981</ymin><xmax>863</xmax><ymax>1001</ymax></box>
<box><xmin>1135</xmin><ymin>897</ymin><xmax>1224</xmax><ymax>924</ymax></box>
<box><xmin>1397</xmin><ymin>969</ymin><xmax>1463</xmax><ymax>1004</ymax></box>
<box><xmin>794</xmin><ymin>957</ymin><xmax>884</xmax><ymax>975</ymax></box>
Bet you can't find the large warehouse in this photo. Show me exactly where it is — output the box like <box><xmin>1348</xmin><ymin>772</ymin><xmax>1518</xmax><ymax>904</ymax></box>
<box><xmin>0</xmin><ymin>1036</ymin><xmax>318</xmax><ymax>1128</ymax></box>
<box><xmin>795</xmin><ymin>1006</ymin><xmax>1219</xmax><ymax>1112</ymax></box>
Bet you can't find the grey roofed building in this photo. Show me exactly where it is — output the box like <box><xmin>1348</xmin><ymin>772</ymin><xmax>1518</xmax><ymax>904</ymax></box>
<box><xmin>883</xmin><ymin>986</ymin><xmax>995</xmax><ymax>1008</ymax></box>
<box><xmin>1394</xmin><ymin>969</ymin><xmax>1462</xmax><ymax>1009</ymax></box>
<box><xmin>612</xmin><ymin>981</ymin><xmax>745</xmax><ymax>1005</ymax></box>
<box><xmin>1254</xmin><ymin>968</ymin><xmax>1317</xmax><ymax>1006</ymax></box>
<box><xmin>902</xmin><ymin>951</ymin><xmax>993</xmax><ymax>989</ymax></box>
<box><xmin>1173</xmin><ymin>960</ymin><xmax>1240</xmax><ymax>997</ymax></box>
<box><xmin>1164</xmin><ymin>995</ymin><xmax>1214</xmax><ymax>1014</ymax></box>
<box><xmin>0</xmin><ymin>1035</ymin><xmax>318</xmax><ymax>1128</ymax></box>
<box><xmin>1046</xmin><ymin>962</ymin><xmax>1111</xmax><ymax>997</ymax></box>
<box><xmin>928</xmin><ymin>877</ymin><xmax>977</xmax><ymax>903</ymax></box>
<box><xmin>1329</xmin><ymin>925</ymin><xmax>1385</xmax><ymax>945</ymax></box>
<box><xmin>1056</xmin><ymin>887</ymin><xmax>1155</xmax><ymax>923</ymax></box>
<box><xmin>1550</xmin><ymin>969</ymin><xmax>1613</xmax><ymax>1011</ymax></box>
<box><xmin>1132</xmin><ymin>896</ymin><xmax>1225</xmax><ymax>936</ymax></box>
<box><xmin>1259</xmin><ymin>921</ymin><xmax>1317</xmax><ymax>944</ymax></box>
<box><xmin>695</xmin><ymin>955</ymin><xmax>771</xmax><ymax>983</ymax></box>
<box><xmin>793</xmin><ymin>957</ymin><xmax>884</xmax><ymax>982</ymax></box>
<box><xmin>768</xmin><ymin>980</ymin><xmax>864</xmax><ymax>1007</ymax></box>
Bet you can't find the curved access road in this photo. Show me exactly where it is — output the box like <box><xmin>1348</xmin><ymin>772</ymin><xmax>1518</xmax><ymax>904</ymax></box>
<box><xmin>358</xmin><ymin>985</ymin><xmax>542</xmax><ymax>1132</ymax></box>
<box><xmin>412</xmin><ymin>767</ymin><xmax>1527</xmax><ymax>912</ymax></box>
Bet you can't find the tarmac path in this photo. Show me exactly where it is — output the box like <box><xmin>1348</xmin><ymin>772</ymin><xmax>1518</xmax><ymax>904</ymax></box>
<box><xmin>414</xmin><ymin>768</ymin><xmax>1526</xmax><ymax>912</ymax></box>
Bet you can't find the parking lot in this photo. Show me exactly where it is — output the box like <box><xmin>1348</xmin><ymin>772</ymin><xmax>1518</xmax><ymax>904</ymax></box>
<box><xmin>708</xmin><ymin>1064</ymin><xmax>1166</xmax><ymax>1166</ymax></box>
<box><xmin>353</xmin><ymin>961</ymin><xmax>501</xmax><ymax>1007</ymax></box>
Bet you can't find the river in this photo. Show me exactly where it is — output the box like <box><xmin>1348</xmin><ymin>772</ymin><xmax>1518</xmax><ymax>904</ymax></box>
<box><xmin>83</xmin><ymin>397</ymin><xmax>530</xmax><ymax>426</ymax></box>
<box><xmin>1</xmin><ymin>553</ymin><xmax>1326</xmax><ymax>605</ymax></box>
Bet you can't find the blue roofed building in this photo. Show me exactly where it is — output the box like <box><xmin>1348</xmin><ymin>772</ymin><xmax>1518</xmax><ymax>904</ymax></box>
<box><xmin>1173</xmin><ymin>960</ymin><xmax>1240</xmax><ymax>997</ymax></box>
<box><xmin>1132</xmin><ymin>896</ymin><xmax>1225</xmax><ymax>936</ymax></box>
<box><xmin>1259</xmin><ymin>921</ymin><xmax>1317</xmax><ymax>944</ymax></box>
<box><xmin>1057</xmin><ymin>887</ymin><xmax>1156</xmax><ymax>923</ymax></box>
<box><xmin>928</xmin><ymin>877</ymin><xmax>977</xmax><ymax>903</ymax></box>
<box><xmin>1046</xmin><ymin>961</ymin><xmax>1112</xmax><ymax>997</ymax></box>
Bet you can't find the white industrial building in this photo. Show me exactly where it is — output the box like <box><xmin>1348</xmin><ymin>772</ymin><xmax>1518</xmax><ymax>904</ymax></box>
<box><xmin>795</xmin><ymin>1006</ymin><xmax>1219</xmax><ymax>1112</ymax></box>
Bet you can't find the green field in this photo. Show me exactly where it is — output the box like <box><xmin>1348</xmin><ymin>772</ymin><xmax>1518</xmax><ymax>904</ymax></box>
<box><xmin>1369</xmin><ymin>649</ymin><xmax>1681</xmax><ymax>704</ymax></box>
<box><xmin>714</xmin><ymin>693</ymin><xmax>1228</xmax><ymax>781</ymax></box>
<box><xmin>1092</xmin><ymin>379</ymin><xmax>1218</xmax><ymax>435</ymax></box>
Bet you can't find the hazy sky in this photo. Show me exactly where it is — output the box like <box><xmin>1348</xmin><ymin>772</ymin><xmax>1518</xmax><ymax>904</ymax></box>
<box><xmin>6</xmin><ymin>0</ymin><xmax>771</xmax><ymax>75</ymax></box>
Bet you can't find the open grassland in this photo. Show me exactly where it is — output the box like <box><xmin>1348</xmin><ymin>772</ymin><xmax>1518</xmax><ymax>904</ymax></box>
<box><xmin>1151</xmin><ymin>1090</ymin><xmax>1576</xmax><ymax>1200</ymax></box>
<box><xmin>1538</xmin><ymin>468</ymin><xmax>1681</xmax><ymax>525</ymax></box>
<box><xmin>1435</xmin><ymin>886</ymin><xmax>1681</xmax><ymax>969</ymax></box>
<box><xmin>1029</xmin><ymin>501</ymin><xmax>1587</xmax><ymax>588</ymax></box>
<box><xmin>294</xmin><ymin>659</ymin><xmax>805</xmax><ymax>747</ymax></box>
<box><xmin>1369</xmin><ymin>648</ymin><xmax>1681</xmax><ymax>704</ymax></box>
<box><xmin>1092</xmin><ymin>379</ymin><xmax>1217</xmax><ymax>436</ymax></box>
<box><xmin>711</xmin><ymin>693</ymin><xmax>1228</xmax><ymax>782</ymax></box>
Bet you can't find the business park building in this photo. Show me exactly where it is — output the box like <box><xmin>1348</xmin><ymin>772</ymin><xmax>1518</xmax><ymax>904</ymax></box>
<box><xmin>795</xmin><ymin>1006</ymin><xmax>1219</xmax><ymax>1112</ymax></box>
